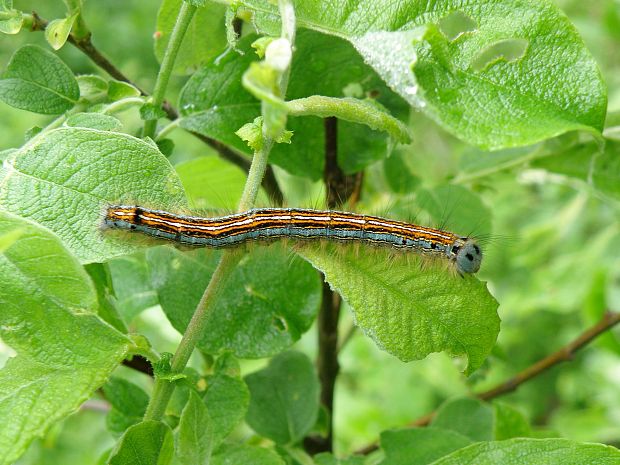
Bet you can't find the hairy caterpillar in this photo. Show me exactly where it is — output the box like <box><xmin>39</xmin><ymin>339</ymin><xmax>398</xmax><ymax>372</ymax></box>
<box><xmin>104</xmin><ymin>206</ymin><xmax>483</xmax><ymax>274</ymax></box>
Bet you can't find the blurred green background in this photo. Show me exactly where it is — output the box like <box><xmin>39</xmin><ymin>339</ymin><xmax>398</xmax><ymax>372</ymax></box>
<box><xmin>1</xmin><ymin>0</ymin><xmax>620</xmax><ymax>462</ymax></box>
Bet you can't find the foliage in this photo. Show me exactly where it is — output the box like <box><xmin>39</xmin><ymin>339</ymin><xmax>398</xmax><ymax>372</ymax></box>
<box><xmin>0</xmin><ymin>0</ymin><xmax>619</xmax><ymax>464</ymax></box>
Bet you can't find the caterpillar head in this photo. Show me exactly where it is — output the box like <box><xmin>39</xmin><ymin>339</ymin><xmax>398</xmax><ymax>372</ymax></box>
<box><xmin>454</xmin><ymin>239</ymin><xmax>482</xmax><ymax>275</ymax></box>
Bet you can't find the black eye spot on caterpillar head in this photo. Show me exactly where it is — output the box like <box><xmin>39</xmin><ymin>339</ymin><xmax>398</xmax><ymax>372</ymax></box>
<box><xmin>455</xmin><ymin>239</ymin><xmax>482</xmax><ymax>274</ymax></box>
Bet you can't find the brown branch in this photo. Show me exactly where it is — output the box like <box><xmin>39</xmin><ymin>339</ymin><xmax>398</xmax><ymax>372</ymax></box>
<box><xmin>323</xmin><ymin>117</ymin><xmax>360</xmax><ymax>207</ymax></box>
<box><xmin>28</xmin><ymin>11</ymin><xmax>284</xmax><ymax>205</ymax></box>
<box><xmin>356</xmin><ymin>310</ymin><xmax>620</xmax><ymax>455</ymax></box>
<box><xmin>31</xmin><ymin>12</ymin><xmax>143</xmax><ymax>92</ymax></box>
<box><xmin>304</xmin><ymin>117</ymin><xmax>363</xmax><ymax>455</ymax></box>
<box><xmin>477</xmin><ymin>311</ymin><xmax>620</xmax><ymax>401</ymax></box>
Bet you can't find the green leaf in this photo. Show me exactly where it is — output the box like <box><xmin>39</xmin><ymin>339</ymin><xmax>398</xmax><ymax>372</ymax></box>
<box><xmin>238</xmin><ymin>0</ymin><xmax>607</xmax><ymax>150</ymax></box>
<box><xmin>298</xmin><ymin>246</ymin><xmax>499</xmax><ymax>374</ymax></box>
<box><xmin>0</xmin><ymin>211</ymin><xmax>131</xmax><ymax>465</ymax></box>
<box><xmin>44</xmin><ymin>12</ymin><xmax>78</xmax><ymax>50</ymax></box>
<box><xmin>204</xmin><ymin>360</ymin><xmax>250</xmax><ymax>447</ymax></box>
<box><xmin>179</xmin><ymin>30</ymin><xmax>407</xmax><ymax>180</ymax></box>
<box><xmin>530</xmin><ymin>141</ymin><xmax>594</xmax><ymax>182</ymax></box>
<box><xmin>315</xmin><ymin>452</ymin><xmax>365</xmax><ymax>465</ymax></box>
<box><xmin>380</xmin><ymin>428</ymin><xmax>473</xmax><ymax>465</ymax></box>
<box><xmin>103</xmin><ymin>377</ymin><xmax>150</xmax><ymax>435</ymax></box>
<box><xmin>108</xmin><ymin>252</ymin><xmax>159</xmax><ymax>322</ymax></box>
<box><xmin>0</xmin><ymin>224</ymin><xmax>22</xmax><ymax>251</ymax></box>
<box><xmin>236</xmin><ymin>116</ymin><xmax>266</xmax><ymax>152</ymax></box>
<box><xmin>224</xmin><ymin>6</ymin><xmax>241</xmax><ymax>52</ymax></box>
<box><xmin>245</xmin><ymin>351</ymin><xmax>320</xmax><ymax>445</ymax></box>
<box><xmin>65</xmin><ymin>112</ymin><xmax>123</xmax><ymax>131</ymax></box>
<box><xmin>175</xmin><ymin>156</ymin><xmax>268</xmax><ymax>210</ymax></box>
<box><xmin>211</xmin><ymin>444</ymin><xmax>286</xmax><ymax>465</ymax></box>
<box><xmin>179</xmin><ymin>35</ymin><xmax>261</xmax><ymax>152</ymax></box>
<box><xmin>592</xmin><ymin>140</ymin><xmax>620</xmax><ymax>200</ymax></box>
<box><xmin>185</xmin><ymin>0</ymin><xmax>208</xmax><ymax>6</ymax></box>
<box><xmin>153</xmin><ymin>352</ymin><xmax>186</xmax><ymax>382</ymax></box>
<box><xmin>155</xmin><ymin>0</ymin><xmax>227</xmax><ymax>76</ymax></box>
<box><xmin>383</xmin><ymin>152</ymin><xmax>420</xmax><ymax>194</ymax></box>
<box><xmin>0</xmin><ymin>127</ymin><xmax>186</xmax><ymax>263</ymax></box>
<box><xmin>0</xmin><ymin>44</ymin><xmax>79</xmax><ymax>114</ymax></box>
<box><xmin>84</xmin><ymin>262</ymin><xmax>128</xmax><ymax>333</ymax></box>
<box><xmin>531</xmin><ymin>139</ymin><xmax>620</xmax><ymax>201</ymax></box>
<box><xmin>107</xmin><ymin>80</ymin><xmax>141</xmax><ymax>101</ymax></box>
<box><xmin>23</xmin><ymin>126</ymin><xmax>43</xmax><ymax>141</ymax></box>
<box><xmin>108</xmin><ymin>420</ymin><xmax>174</xmax><ymax>465</ymax></box>
<box><xmin>0</xmin><ymin>148</ymin><xmax>16</xmax><ymax>161</ymax></box>
<box><xmin>430</xmin><ymin>398</ymin><xmax>531</xmax><ymax>442</ymax></box>
<box><xmin>146</xmin><ymin>246</ymin><xmax>321</xmax><ymax>358</ymax></box>
<box><xmin>140</xmin><ymin>102</ymin><xmax>168</xmax><ymax>120</ymax></box>
<box><xmin>77</xmin><ymin>74</ymin><xmax>108</xmax><ymax>102</ymax></box>
<box><xmin>177</xmin><ymin>391</ymin><xmax>214</xmax><ymax>465</ymax></box>
<box><xmin>493</xmin><ymin>401</ymin><xmax>532</xmax><ymax>440</ymax></box>
<box><xmin>431</xmin><ymin>438</ymin><xmax>620</xmax><ymax>465</ymax></box>
<box><xmin>337</xmin><ymin>120</ymin><xmax>390</xmax><ymax>175</ymax></box>
<box><xmin>0</xmin><ymin>5</ymin><xmax>22</xmax><ymax>34</ymax></box>
<box><xmin>157</xmin><ymin>138</ymin><xmax>175</xmax><ymax>157</ymax></box>
<box><xmin>431</xmin><ymin>398</ymin><xmax>494</xmax><ymax>441</ymax></box>
<box><xmin>20</xmin><ymin>407</ymin><xmax>116</xmax><ymax>465</ymax></box>
<box><xmin>236</xmin><ymin>116</ymin><xmax>293</xmax><ymax>152</ymax></box>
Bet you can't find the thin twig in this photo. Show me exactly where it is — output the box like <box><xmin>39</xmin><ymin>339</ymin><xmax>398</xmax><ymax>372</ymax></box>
<box><xmin>28</xmin><ymin>11</ymin><xmax>284</xmax><ymax>205</ymax></box>
<box><xmin>356</xmin><ymin>310</ymin><xmax>620</xmax><ymax>455</ymax></box>
<box><xmin>476</xmin><ymin>311</ymin><xmax>620</xmax><ymax>401</ymax></box>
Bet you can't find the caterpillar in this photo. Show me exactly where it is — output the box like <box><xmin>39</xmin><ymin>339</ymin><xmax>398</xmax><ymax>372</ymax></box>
<box><xmin>104</xmin><ymin>205</ymin><xmax>483</xmax><ymax>274</ymax></box>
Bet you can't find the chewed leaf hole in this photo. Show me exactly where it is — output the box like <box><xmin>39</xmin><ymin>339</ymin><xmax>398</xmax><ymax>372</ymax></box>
<box><xmin>439</xmin><ymin>11</ymin><xmax>477</xmax><ymax>41</ymax></box>
<box><xmin>272</xmin><ymin>315</ymin><xmax>288</xmax><ymax>332</ymax></box>
<box><xmin>471</xmin><ymin>38</ymin><xmax>529</xmax><ymax>72</ymax></box>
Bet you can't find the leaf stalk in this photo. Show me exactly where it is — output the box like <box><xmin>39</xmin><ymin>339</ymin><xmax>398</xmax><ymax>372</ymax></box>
<box><xmin>143</xmin><ymin>2</ymin><xmax>196</xmax><ymax>139</ymax></box>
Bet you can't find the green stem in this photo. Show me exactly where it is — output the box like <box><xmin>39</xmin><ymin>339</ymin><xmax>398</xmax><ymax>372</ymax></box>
<box><xmin>286</xmin><ymin>96</ymin><xmax>412</xmax><ymax>143</ymax></box>
<box><xmin>143</xmin><ymin>252</ymin><xmax>240</xmax><ymax>421</ymax></box>
<box><xmin>142</xmin><ymin>0</ymin><xmax>295</xmax><ymax>423</ymax></box>
<box><xmin>156</xmin><ymin>119</ymin><xmax>182</xmax><ymax>140</ymax></box>
<box><xmin>143</xmin><ymin>2</ymin><xmax>196</xmax><ymax>139</ymax></box>
<box><xmin>237</xmin><ymin>139</ymin><xmax>274</xmax><ymax>211</ymax></box>
<box><xmin>101</xmin><ymin>97</ymin><xmax>145</xmax><ymax>115</ymax></box>
<box><xmin>64</xmin><ymin>0</ymin><xmax>89</xmax><ymax>40</ymax></box>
